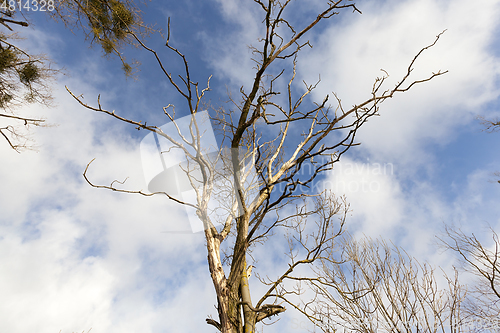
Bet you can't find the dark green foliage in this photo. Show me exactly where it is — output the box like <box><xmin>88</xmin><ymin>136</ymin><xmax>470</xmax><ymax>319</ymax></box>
<box><xmin>122</xmin><ymin>62</ymin><xmax>132</xmax><ymax>75</ymax></box>
<box><xmin>82</xmin><ymin>0</ymin><xmax>135</xmax><ymax>54</ymax></box>
<box><xmin>50</xmin><ymin>0</ymin><xmax>144</xmax><ymax>75</ymax></box>
<box><xmin>0</xmin><ymin>34</ymin><xmax>53</xmax><ymax>114</ymax></box>
<box><xmin>0</xmin><ymin>47</ymin><xmax>17</xmax><ymax>73</ymax></box>
<box><xmin>0</xmin><ymin>0</ymin><xmax>144</xmax><ymax>151</ymax></box>
<box><xmin>0</xmin><ymin>91</ymin><xmax>13</xmax><ymax>107</ymax></box>
<box><xmin>111</xmin><ymin>1</ymin><xmax>134</xmax><ymax>33</ymax></box>
<box><xmin>19</xmin><ymin>62</ymin><xmax>40</xmax><ymax>85</ymax></box>
<box><xmin>101</xmin><ymin>38</ymin><xmax>114</xmax><ymax>54</ymax></box>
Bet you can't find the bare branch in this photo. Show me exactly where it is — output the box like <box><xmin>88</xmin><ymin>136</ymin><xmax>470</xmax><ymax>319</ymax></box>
<box><xmin>83</xmin><ymin>158</ymin><xmax>198</xmax><ymax>209</ymax></box>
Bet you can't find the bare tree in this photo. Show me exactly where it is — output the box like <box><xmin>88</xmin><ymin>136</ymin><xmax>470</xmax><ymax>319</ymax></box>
<box><xmin>68</xmin><ymin>1</ymin><xmax>448</xmax><ymax>332</ymax></box>
<box><xmin>440</xmin><ymin>225</ymin><xmax>500</xmax><ymax>330</ymax></box>
<box><xmin>282</xmin><ymin>235</ymin><xmax>467</xmax><ymax>333</ymax></box>
<box><xmin>438</xmin><ymin>116</ymin><xmax>500</xmax><ymax>329</ymax></box>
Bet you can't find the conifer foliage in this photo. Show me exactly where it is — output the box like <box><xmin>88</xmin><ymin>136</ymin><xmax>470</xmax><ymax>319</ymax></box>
<box><xmin>0</xmin><ymin>0</ymin><xmax>145</xmax><ymax>151</ymax></box>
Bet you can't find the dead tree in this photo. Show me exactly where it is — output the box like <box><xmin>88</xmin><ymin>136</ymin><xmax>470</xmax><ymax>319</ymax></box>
<box><xmin>68</xmin><ymin>1</ymin><xmax>448</xmax><ymax>332</ymax></box>
<box><xmin>281</xmin><ymin>235</ymin><xmax>468</xmax><ymax>332</ymax></box>
<box><xmin>440</xmin><ymin>226</ymin><xmax>500</xmax><ymax>328</ymax></box>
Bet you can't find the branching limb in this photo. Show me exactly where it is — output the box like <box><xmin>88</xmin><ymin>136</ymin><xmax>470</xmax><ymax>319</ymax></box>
<box><xmin>83</xmin><ymin>158</ymin><xmax>198</xmax><ymax>208</ymax></box>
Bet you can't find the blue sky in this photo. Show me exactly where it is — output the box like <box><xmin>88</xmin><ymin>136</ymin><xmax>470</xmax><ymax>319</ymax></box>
<box><xmin>1</xmin><ymin>0</ymin><xmax>500</xmax><ymax>332</ymax></box>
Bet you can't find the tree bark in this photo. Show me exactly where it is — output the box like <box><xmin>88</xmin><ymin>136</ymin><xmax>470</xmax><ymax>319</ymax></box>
<box><xmin>205</xmin><ymin>226</ymin><xmax>235</xmax><ymax>332</ymax></box>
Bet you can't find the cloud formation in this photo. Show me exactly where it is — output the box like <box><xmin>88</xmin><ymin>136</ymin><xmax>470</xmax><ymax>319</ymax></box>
<box><xmin>1</xmin><ymin>1</ymin><xmax>500</xmax><ymax>332</ymax></box>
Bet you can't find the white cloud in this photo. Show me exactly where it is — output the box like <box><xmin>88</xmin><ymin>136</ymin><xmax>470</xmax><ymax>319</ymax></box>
<box><xmin>324</xmin><ymin>157</ymin><xmax>406</xmax><ymax>239</ymax></box>
<box><xmin>201</xmin><ymin>0</ymin><xmax>264</xmax><ymax>90</ymax></box>
<box><xmin>0</xmin><ymin>72</ymin><xmax>213</xmax><ymax>332</ymax></box>
<box><xmin>0</xmin><ymin>215</ymin><xmax>115</xmax><ymax>332</ymax></box>
<box><xmin>299</xmin><ymin>0</ymin><xmax>500</xmax><ymax>164</ymax></box>
<box><xmin>2</xmin><ymin>1</ymin><xmax>500</xmax><ymax>332</ymax></box>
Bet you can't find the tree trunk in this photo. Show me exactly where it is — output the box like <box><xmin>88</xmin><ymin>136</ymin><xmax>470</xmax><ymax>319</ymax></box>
<box><xmin>240</xmin><ymin>257</ymin><xmax>257</xmax><ymax>333</ymax></box>
<box><xmin>206</xmin><ymin>226</ymin><xmax>248</xmax><ymax>332</ymax></box>
<box><xmin>205</xmin><ymin>214</ymin><xmax>257</xmax><ymax>332</ymax></box>
<box><xmin>205</xmin><ymin>228</ymin><xmax>234</xmax><ymax>332</ymax></box>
